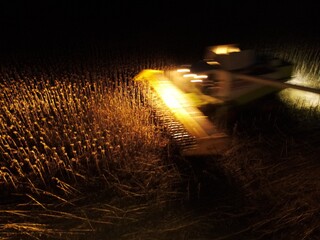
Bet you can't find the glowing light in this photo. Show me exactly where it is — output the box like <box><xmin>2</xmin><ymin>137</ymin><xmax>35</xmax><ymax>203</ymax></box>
<box><xmin>279</xmin><ymin>75</ymin><xmax>320</xmax><ymax>109</ymax></box>
<box><xmin>207</xmin><ymin>61</ymin><xmax>220</xmax><ymax>65</ymax></box>
<box><xmin>194</xmin><ymin>75</ymin><xmax>208</xmax><ymax>79</ymax></box>
<box><xmin>158</xmin><ymin>86</ymin><xmax>182</xmax><ymax>109</ymax></box>
<box><xmin>191</xmin><ymin>79</ymin><xmax>203</xmax><ymax>83</ymax></box>
<box><xmin>177</xmin><ymin>68</ymin><xmax>190</xmax><ymax>73</ymax></box>
<box><xmin>280</xmin><ymin>89</ymin><xmax>320</xmax><ymax>108</ymax></box>
<box><xmin>183</xmin><ymin>74</ymin><xmax>197</xmax><ymax>78</ymax></box>
<box><xmin>211</xmin><ymin>45</ymin><xmax>240</xmax><ymax>55</ymax></box>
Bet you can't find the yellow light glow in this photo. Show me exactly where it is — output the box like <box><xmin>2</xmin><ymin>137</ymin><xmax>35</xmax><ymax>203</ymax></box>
<box><xmin>158</xmin><ymin>86</ymin><xmax>182</xmax><ymax>109</ymax></box>
<box><xmin>191</xmin><ymin>79</ymin><xmax>203</xmax><ymax>82</ymax></box>
<box><xmin>177</xmin><ymin>68</ymin><xmax>190</xmax><ymax>73</ymax></box>
<box><xmin>194</xmin><ymin>75</ymin><xmax>208</xmax><ymax>79</ymax></box>
<box><xmin>279</xmin><ymin>75</ymin><xmax>320</xmax><ymax>109</ymax></box>
<box><xmin>183</xmin><ymin>74</ymin><xmax>197</xmax><ymax>78</ymax></box>
<box><xmin>151</xmin><ymin>80</ymin><xmax>210</xmax><ymax>138</ymax></box>
<box><xmin>207</xmin><ymin>61</ymin><xmax>220</xmax><ymax>65</ymax></box>
<box><xmin>280</xmin><ymin>89</ymin><xmax>320</xmax><ymax>108</ymax></box>
<box><xmin>211</xmin><ymin>45</ymin><xmax>240</xmax><ymax>55</ymax></box>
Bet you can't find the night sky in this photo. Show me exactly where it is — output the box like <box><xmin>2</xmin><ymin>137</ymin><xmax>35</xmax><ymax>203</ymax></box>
<box><xmin>0</xmin><ymin>1</ymin><xmax>318</xmax><ymax>54</ymax></box>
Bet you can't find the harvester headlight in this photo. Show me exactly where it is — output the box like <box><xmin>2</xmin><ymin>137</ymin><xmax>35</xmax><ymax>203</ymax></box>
<box><xmin>194</xmin><ymin>75</ymin><xmax>208</xmax><ymax>79</ymax></box>
<box><xmin>211</xmin><ymin>45</ymin><xmax>241</xmax><ymax>55</ymax></box>
<box><xmin>207</xmin><ymin>61</ymin><xmax>220</xmax><ymax>66</ymax></box>
<box><xmin>183</xmin><ymin>74</ymin><xmax>197</xmax><ymax>78</ymax></box>
<box><xmin>177</xmin><ymin>68</ymin><xmax>190</xmax><ymax>73</ymax></box>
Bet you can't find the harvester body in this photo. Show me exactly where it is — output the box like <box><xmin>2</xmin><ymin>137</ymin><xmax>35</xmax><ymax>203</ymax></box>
<box><xmin>134</xmin><ymin>44</ymin><xmax>319</xmax><ymax>156</ymax></box>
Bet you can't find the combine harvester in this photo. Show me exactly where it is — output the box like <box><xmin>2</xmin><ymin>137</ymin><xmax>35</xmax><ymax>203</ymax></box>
<box><xmin>134</xmin><ymin>44</ymin><xmax>320</xmax><ymax>156</ymax></box>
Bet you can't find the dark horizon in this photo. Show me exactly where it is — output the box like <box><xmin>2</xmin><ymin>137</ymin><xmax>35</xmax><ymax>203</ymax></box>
<box><xmin>0</xmin><ymin>1</ymin><xmax>319</xmax><ymax>55</ymax></box>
